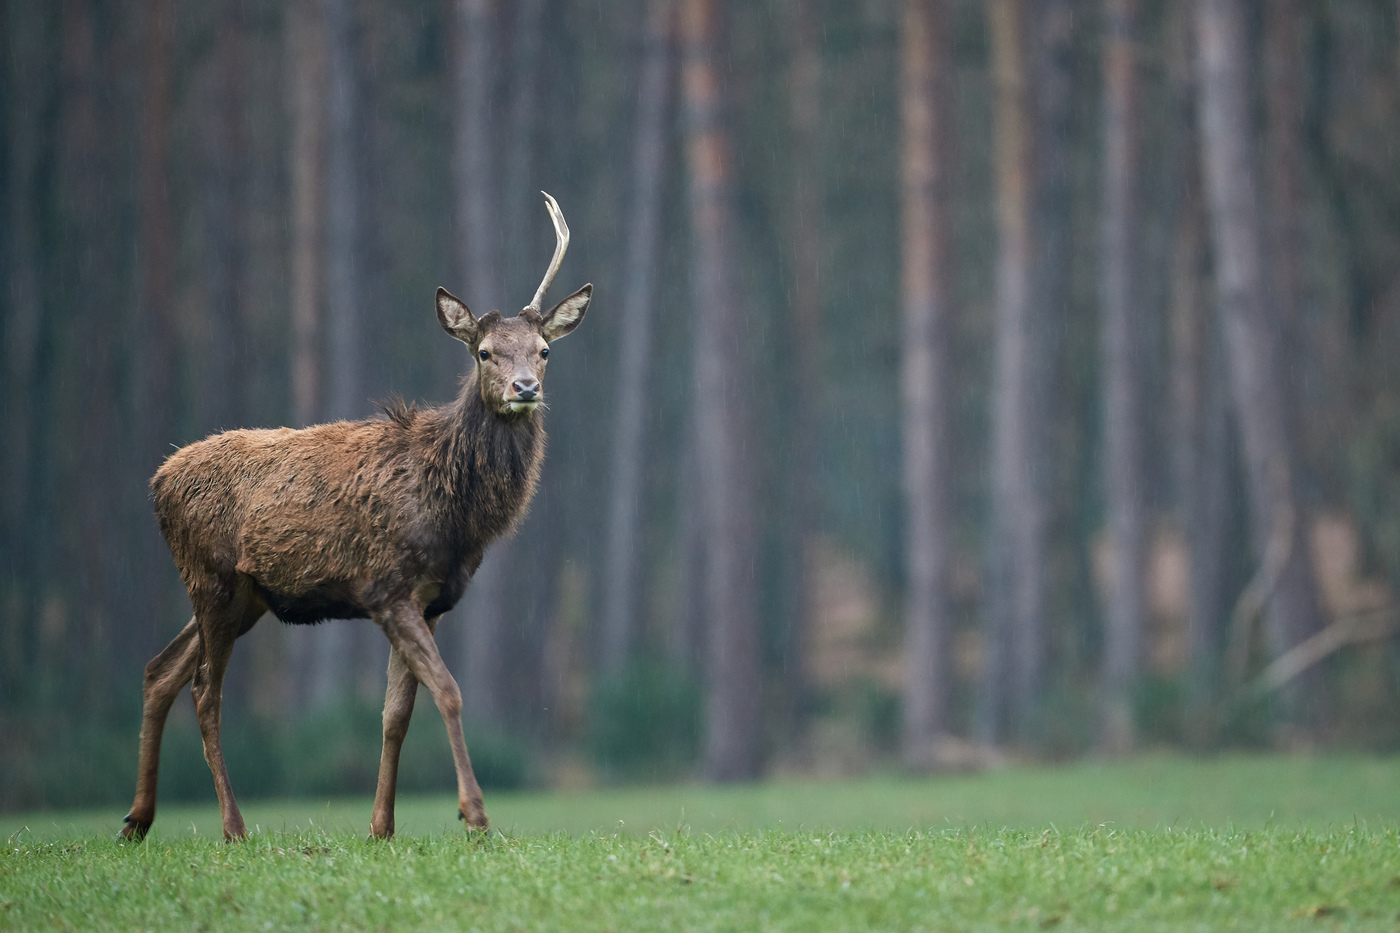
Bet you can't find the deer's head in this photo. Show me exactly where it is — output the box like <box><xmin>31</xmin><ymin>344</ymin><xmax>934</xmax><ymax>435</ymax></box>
<box><xmin>436</xmin><ymin>193</ymin><xmax>592</xmax><ymax>417</ymax></box>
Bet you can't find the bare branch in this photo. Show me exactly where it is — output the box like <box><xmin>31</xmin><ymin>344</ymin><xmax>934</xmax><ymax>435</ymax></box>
<box><xmin>1246</xmin><ymin>608</ymin><xmax>1398</xmax><ymax>699</ymax></box>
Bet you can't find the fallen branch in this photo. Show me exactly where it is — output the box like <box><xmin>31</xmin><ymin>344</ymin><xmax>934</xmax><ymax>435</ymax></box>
<box><xmin>1245</xmin><ymin>607</ymin><xmax>1398</xmax><ymax>699</ymax></box>
<box><xmin>1226</xmin><ymin>456</ymin><xmax>1293</xmax><ymax>686</ymax></box>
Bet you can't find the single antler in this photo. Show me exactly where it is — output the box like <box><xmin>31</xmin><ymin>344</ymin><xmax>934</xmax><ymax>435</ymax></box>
<box><xmin>525</xmin><ymin>191</ymin><xmax>570</xmax><ymax>313</ymax></box>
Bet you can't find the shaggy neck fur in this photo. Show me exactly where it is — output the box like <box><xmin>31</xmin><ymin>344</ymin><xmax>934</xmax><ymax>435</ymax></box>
<box><xmin>421</xmin><ymin>370</ymin><xmax>546</xmax><ymax>547</ymax></box>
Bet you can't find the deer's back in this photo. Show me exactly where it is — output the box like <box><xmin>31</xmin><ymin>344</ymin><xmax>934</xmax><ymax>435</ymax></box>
<box><xmin>152</xmin><ymin>419</ymin><xmax>456</xmax><ymax>622</ymax></box>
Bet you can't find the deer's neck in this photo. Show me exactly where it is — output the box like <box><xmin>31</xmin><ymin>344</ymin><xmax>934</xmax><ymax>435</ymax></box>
<box><xmin>428</xmin><ymin>381</ymin><xmax>545</xmax><ymax>542</ymax></box>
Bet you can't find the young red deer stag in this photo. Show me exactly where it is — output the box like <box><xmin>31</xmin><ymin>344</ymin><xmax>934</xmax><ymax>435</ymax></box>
<box><xmin>121</xmin><ymin>193</ymin><xmax>591</xmax><ymax>841</ymax></box>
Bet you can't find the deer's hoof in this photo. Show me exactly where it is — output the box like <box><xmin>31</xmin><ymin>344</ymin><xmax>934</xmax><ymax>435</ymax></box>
<box><xmin>458</xmin><ymin>805</ymin><xmax>489</xmax><ymax>833</ymax></box>
<box><xmin>118</xmin><ymin>813</ymin><xmax>151</xmax><ymax>843</ymax></box>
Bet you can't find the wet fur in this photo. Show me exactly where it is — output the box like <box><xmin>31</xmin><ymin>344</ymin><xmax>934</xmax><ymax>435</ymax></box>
<box><xmin>153</xmin><ymin>377</ymin><xmax>543</xmax><ymax>627</ymax></box>
<box><xmin>122</xmin><ymin>282</ymin><xmax>590</xmax><ymax>842</ymax></box>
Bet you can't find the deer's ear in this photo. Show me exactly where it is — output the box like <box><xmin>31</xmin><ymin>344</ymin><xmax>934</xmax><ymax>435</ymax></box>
<box><xmin>436</xmin><ymin>287</ymin><xmax>479</xmax><ymax>345</ymax></box>
<box><xmin>541</xmin><ymin>284</ymin><xmax>591</xmax><ymax>342</ymax></box>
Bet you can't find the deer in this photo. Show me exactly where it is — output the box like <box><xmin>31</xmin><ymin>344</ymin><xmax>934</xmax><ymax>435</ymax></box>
<box><xmin>119</xmin><ymin>193</ymin><xmax>591</xmax><ymax>842</ymax></box>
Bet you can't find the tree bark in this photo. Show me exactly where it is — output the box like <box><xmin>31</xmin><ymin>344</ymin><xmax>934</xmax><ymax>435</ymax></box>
<box><xmin>61</xmin><ymin>0</ymin><xmax>117</xmax><ymax>706</ymax></box>
<box><xmin>132</xmin><ymin>0</ymin><xmax>182</xmax><ymax>677</ymax></box>
<box><xmin>682</xmin><ymin>0</ymin><xmax>763</xmax><ymax>781</ymax></box>
<box><xmin>503</xmin><ymin>0</ymin><xmax>546</xmax><ymax>275</ymax></box>
<box><xmin>138</xmin><ymin>0</ymin><xmax>175</xmax><ymax>465</ymax></box>
<box><xmin>323</xmin><ymin>0</ymin><xmax>361</xmax><ymax>424</ymax></box>
<box><xmin>899</xmin><ymin>0</ymin><xmax>957</xmax><ymax>768</ymax></box>
<box><xmin>1166</xmin><ymin>7</ymin><xmax>1232</xmax><ymax>745</ymax></box>
<box><xmin>298</xmin><ymin>0</ymin><xmax>365</xmax><ymax>709</ymax></box>
<box><xmin>285</xmin><ymin>0</ymin><xmax>330</xmax><ymax>712</ymax></box>
<box><xmin>453</xmin><ymin>0</ymin><xmax>509</xmax><ymax>728</ymax></box>
<box><xmin>778</xmin><ymin>0</ymin><xmax>823</xmax><ymax>738</ymax></box>
<box><xmin>1194</xmin><ymin>0</ymin><xmax>1328</xmax><ymax>732</ymax></box>
<box><xmin>600</xmin><ymin>0</ymin><xmax>675</xmax><ymax>677</ymax></box>
<box><xmin>979</xmin><ymin>0</ymin><xmax>1043</xmax><ymax>746</ymax></box>
<box><xmin>1263</xmin><ymin>0</ymin><xmax>1306</xmax><ymax>461</ymax></box>
<box><xmin>204</xmin><ymin>0</ymin><xmax>248</xmax><ymax>435</ymax></box>
<box><xmin>2</xmin><ymin>0</ymin><xmax>49</xmax><ymax>703</ymax></box>
<box><xmin>1097</xmin><ymin>0</ymin><xmax>1146</xmax><ymax>755</ymax></box>
<box><xmin>288</xmin><ymin>0</ymin><xmax>327</xmax><ymax>431</ymax></box>
<box><xmin>200</xmin><ymin>0</ymin><xmax>256</xmax><ymax>707</ymax></box>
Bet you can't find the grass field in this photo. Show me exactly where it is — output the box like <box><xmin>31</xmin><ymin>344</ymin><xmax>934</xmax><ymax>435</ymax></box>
<box><xmin>4</xmin><ymin>755</ymin><xmax>1400</xmax><ymax>930</ymax></box>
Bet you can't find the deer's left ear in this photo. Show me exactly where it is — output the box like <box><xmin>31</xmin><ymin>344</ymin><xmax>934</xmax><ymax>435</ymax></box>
<box><xmin>541</xmin><ymin>284</ymin><xmax>591</xmax><ymax>342</ymax></box>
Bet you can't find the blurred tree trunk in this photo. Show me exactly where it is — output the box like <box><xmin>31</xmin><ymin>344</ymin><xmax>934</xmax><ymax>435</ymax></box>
<box><xmin>454</xmin><ymin>0</ymin><xmax>509</xmax><ymax>729</ymax></box>
<box><xmin>204</xmin><ymin>0</ymin><xmax>248</xmax><ymax>435</ymax></box>
<box><xmin>979</xmin><ymin>0</ymin><xmax>1042</xmax><ymax>746</ymax></box>
<box><xmin>499</xmin><ymin>0</ymin><xmax>552</xmax><ymax>726</ymax></box>
<box><xmin>300</xmin><ymin>0</ymin><xmax>364</xmax><ymax>708</ymax></box>
<box><xmin>600</xmin><ymin>0</ymin><xmax>674</xmax><ymax>677</ymax></box>
<box><xmin>352</xmin><ymin>0</ymin><xmax>393</xmax><ymax>702</ymax></box>
<box><xmin>1020</xmin><ymin>0</ymin><xmax>1075</xmax><ymax>742</ymax></box>
<box><xmin>137</xmin><ymin>0</ymin><xmax>175</xmax><ymax>473</ymax></box>
<box><xmin>356</xmin><ymin>1</ymin><xmax>390</xmax><ymax>406</ymax></box>
<box><xmin>1167</xmin><ymin>9</ymin><xmax>1232</xmax><ymax>745</ymax></box>
<box><xmin>1097</xmin><ymin>0</ymin><xmax>1146</xmax><ymax>755</ymax></box>
<box><xmin>286</xmin><ymin>0</ymin><xmax>329</xmax><ymax>711</ymax></box>
<box><xmin>203</xmin><ymin>0</ymin><xmax>255</xmax><ymax>706</ymax></box>
<box><xmin>1194</xmin><ymin>0</ymin><xmax>1329</xmax><ymax>732</ymax></box>
<box><xmin>670</xmin><ymin>441</ymin><xmax>706</xmax><ymax>672</ymax></box>
<box><xmin>1259</xmin><ymin>0</ymin><xmax>1324</xmax><ymax>728</ymax></box>
<box><xmin>288</xmin><ymin>0</ymin><xmax>327</xmax><ymax>431</ymax></box>
<box><xmin>133</xmin><ymin>0</ymin><xmax>179</xmax><ymax>677</ymax></box>
<box><xmin>1263</xmin><ymin>0</ymin><xmax>1305</xmax><ymax>441</ymax></box>
<box><xmin>61</xmin><ymin>0</ymin><xmax>117</xmax><ymax>706</ymax></box>
<box><xmin>503</xmin><ymin>0</ymin><xmax>545</xmax><ymax>270</ymax></box>
<box><xmin>778</xmin><ymin>0</ymin><xmax>822</xmax><ymax>737</ymax></box>
<box><xmin>2</xmin><ymin>0</ymin><xmax>49</xmax><ymax>704</ymax></box>
<box><xmin>682</xmin><ymin>0</ymin><xmax>762</xmax><ymax>781</ymax></box>
<box><xmin>323</xmin><ymin>0</ymin><xmax>361</xmax><ymax>425</ymax></box>
<box><xmin>899</xmin><ymin>0</ymin><xmax>956</xmax><ymax>768</ymax></box>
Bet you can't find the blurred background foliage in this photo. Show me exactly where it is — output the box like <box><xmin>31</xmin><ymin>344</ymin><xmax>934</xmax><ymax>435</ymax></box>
<box><xmin>4</xmin><ymin>0</ymin><xmax>1400</xmax><ymax>811</ymax></box>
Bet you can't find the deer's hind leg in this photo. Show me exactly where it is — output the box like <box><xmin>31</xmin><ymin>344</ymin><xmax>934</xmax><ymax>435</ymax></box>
<box><xmin>190</xmin><ymin>580</ymin><xmax>265</xmax><ymax>842</ymax></box>
<box><xmin>120</xmin><ymin>616</ymin><xmax>202</xmax><ymax>841</ymax></box>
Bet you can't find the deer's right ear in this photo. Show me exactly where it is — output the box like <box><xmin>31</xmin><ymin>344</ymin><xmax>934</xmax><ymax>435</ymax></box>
<box><xmin>436</xmin><ymin>287</ymin><xmax>479</xmax><ymax>345</ymax></box>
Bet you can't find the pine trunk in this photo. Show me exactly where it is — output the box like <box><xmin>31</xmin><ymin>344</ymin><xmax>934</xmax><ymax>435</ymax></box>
<box><xmin>1098</xmin><ymin>0</ymin><xmax>1146</xmax><ymax>754</ymax></box>
<box><xmin>780</xmin><ymin>0</ymin><xmax>823</xmax><ymax>737</ymax></box>
<box><xmin>2</xmin><ymin>0</ymin><xmax>48</xmax><ymax>702</ymax></box>
<box><xmin>601</xmin><ymin>0</ymin><xmax>675</xmax><ymax>676</ymax></box>
<box><xmin>454</xmin><ymin>0</ymin><xmax>509</xmax><ymax>728</ymax></box>
<box><xmin>1194</xmin><ymin>0</ymin><xmax>1328</xmax><ymax>732</ymax></box>
<box><xmin>980</xmin><ymin>0</ymin><xmax>1042</xmax><ymax>746</ymax></box>
<box><xmin>288</xmin><ymin>0</ymin><xmax>327</xmax><ymax>431</ymax></box>
<box><xmin>899</xmin><ymin>0</ymin><xmax>956</xmax><ymax>767</ymax></box>
<box><xmin>1166</xmin><ymin>11</ymin><xmax>1232</xmax><ymax>744</ymax></box>
<box><xmin>302</xmin><ymin>0</ymin><xmax>363</xmax><ymax>708</ymax></box>
<box><xmin>62</xmin><ymin>0</ymin><xmax>117</xmax><ymax>706</ymax></box>
<box><xmin>683</xmin><ymin>0</ymin><xmax>763</xmax><ymax>781</ymax></box>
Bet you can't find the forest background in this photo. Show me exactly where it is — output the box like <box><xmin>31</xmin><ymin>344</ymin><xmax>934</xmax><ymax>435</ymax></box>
<box><xmin>4</xmin><ymin>0</ymin><xmax>1400</xmax><ymax>811</ymax></box>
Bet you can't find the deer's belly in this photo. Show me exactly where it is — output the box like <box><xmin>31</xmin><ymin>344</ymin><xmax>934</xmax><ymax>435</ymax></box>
<box><xmin>253</xmin><ymin>579</ymin><xmax>369</xmax><ymax>625</ymax></box>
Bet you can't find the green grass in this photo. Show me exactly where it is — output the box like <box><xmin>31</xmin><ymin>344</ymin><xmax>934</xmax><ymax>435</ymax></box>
<box><xmin>4</xmin><ymin>755</ymin><xmax>1400</xmax><ymax>930</ymax></box>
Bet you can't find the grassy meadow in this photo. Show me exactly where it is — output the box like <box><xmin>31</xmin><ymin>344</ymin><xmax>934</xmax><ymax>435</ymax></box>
<box><xmin>4</xmin><ymin>755</ymin><xmax>1400</xmax><ymax>930</ymax></box>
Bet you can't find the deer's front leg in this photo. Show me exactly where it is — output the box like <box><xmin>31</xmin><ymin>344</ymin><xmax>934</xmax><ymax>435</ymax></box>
<box><xmin>370</xmin><ymin>615</ymin><xmax>440</xmax><ymax>839</ymax></box>
<box><xmin>375</xmin><ymin>605</ymin><xmax>488</xmax><ymax>832</ymax></box>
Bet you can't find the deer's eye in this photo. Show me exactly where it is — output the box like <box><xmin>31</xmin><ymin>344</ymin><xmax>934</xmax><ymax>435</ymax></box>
<box><xmin>540</xmin><ymin>347</ymin><xmax>549</xmax><ymax>359</ymax></box>
<box><xmin>478</xmin><ymin>349</ymin><xmax>490</xmax><ymax>361</ymax></box>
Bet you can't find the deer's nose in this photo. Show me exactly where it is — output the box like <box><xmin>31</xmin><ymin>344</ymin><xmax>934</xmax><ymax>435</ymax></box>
<box><xmin>512</xmin><ymin>378</ymin><xmax>540</xmax><ymax>401</ymax></box>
